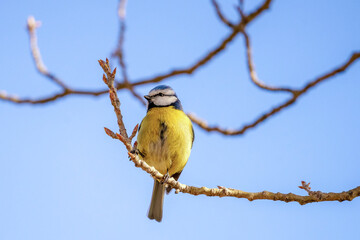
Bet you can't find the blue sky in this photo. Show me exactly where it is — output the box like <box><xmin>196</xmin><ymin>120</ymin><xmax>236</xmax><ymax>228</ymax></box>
<box><xmin>1</xmin><ymin>0</ymin><xmax>359</xmax><ymax>239</ymax></box>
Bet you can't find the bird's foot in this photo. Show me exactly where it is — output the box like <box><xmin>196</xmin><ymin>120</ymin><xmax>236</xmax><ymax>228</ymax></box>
<box><xmin>161</xmin><ymin>173</ymin><xmax>170</xmax><ymax>184</ymax></box>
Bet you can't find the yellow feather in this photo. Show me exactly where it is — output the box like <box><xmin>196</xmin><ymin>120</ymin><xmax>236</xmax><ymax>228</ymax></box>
<box><xmin>137</xmin><ymin>106</ymin><xmax>193</xmax><ymax>176</ymax></box>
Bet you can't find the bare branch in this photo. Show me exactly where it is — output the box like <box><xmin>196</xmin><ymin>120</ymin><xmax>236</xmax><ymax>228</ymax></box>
<box><xmin>100</xmin><ymin>57</ymin><xmax>360</xmax><ymax>205</ymax></box>
<box><xmin>125</xmin><ymin>151</ymin><xmax>360</xmax><ymax>204</ymax></box>
<box><xmin>2</xmin><ymin>0</ymin><xmax>358</xmax><ymax>143</ymax></box>
<box><xmin>126</xmin><ymin>146</ymin><xmax>360</xmax><ymax>204</ymax></box>
<box><xmin>128</xmin><ymin>27</ymin><xmax>243</xmax><ymax>87</ymax></box>
<box><xmin>3</xmin><ymin>0</ymin><xmax>274</xmax><ymax>105</ymax></box>
<box><xmin>190</xmin><ymin>52</ymin><xmax>360</xmax><ymax>135</ymax></box>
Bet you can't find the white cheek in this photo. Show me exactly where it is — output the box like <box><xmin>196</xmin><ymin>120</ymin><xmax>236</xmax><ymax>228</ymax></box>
<box><xmin>149</xmin><ymin>88</ymin><xmax>175</xmax><ymax>97</ymax></box>
<box><xmin>153</xmin><ymin>96</ymin><xmax>177</xmax><ymax>106</ymax></box>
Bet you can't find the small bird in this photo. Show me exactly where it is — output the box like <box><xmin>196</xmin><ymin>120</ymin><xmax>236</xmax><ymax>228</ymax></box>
<box><xmin>136</xmin><ymin>85</ymin><xmax>194</xmax><ymax>222</ymax></box>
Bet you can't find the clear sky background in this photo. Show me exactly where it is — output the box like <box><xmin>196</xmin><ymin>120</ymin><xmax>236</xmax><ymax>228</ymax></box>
<box><xmin>1</xmin><ymin>0</ymin><xmax>359</xmax><ymax>239</ymax></box>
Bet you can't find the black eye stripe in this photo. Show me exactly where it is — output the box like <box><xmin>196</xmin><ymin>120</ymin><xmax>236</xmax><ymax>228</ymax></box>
<box><xmin>151</xmin><ymin>93</ymin><xmax>175</xmax><ymax>98</ymax></box>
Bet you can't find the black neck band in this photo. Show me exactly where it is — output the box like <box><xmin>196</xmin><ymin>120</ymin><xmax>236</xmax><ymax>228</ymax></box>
<box><xmin>147</xmin><ymin>99</ymin><xmax>183</xmax><ymax>112</ymax></box>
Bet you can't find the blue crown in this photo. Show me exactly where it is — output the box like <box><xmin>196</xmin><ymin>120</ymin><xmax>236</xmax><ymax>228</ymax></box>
<box><xmin>150</xmin><ymin>85</ymin><xmax>173</xmax><ymax>92</ymax></box>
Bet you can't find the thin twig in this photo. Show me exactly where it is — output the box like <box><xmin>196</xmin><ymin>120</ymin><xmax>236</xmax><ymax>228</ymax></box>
<box><xmin>0</xmin><ymin>88</ymin><xmax>109</xmax><ymax>104</ymax></box>
<box><xmin>104</xmin><ymin>127</ymin><xmax>118</xmax><ymax>139</ymax></box>
<box><xmin>211</xmin><ymin>0</ymin><xmax>235</xmax><ymax>28</ymax></box>
<box><xmin>243</xmin><ymin>30</ymin><xmax>294</xmax><ymax>93</ymax></box>
<box><xmin>298</xmin><ymin>52</ymin><xmax>360</xmax><ymax>94</ymax></box>
<box><xmin>27</xmin><ymin>16</ymin><xmax>69</xmax><ymax>90</ymax></box>
<box><xmin>113</xmin><ymin>0</ymin><xmax>146</xmax><ymax>105</ymax></box>
<box><xmin>188</xmin><ymin>96</ymin><xmax>296</xmax><ymax>135</ymax></box>
<box><xmin>129</xmin><ymin>123</ymin><xmax>139</xmax><ymax>141</ymax></box>
<box><xmin>299</xmin><ymin>181</ymin><xmax>325</xmax><ymax>199</ymax></box>
<box><xmin>237</xmin><ymin>3</ymin><xmax>293</xmax><ymax>93</ymax></box>
<box><xmin>99</xmin><ymin>58</ymin><xmax>130</xmax><ymax>143</ymax></box>
<box><xmin>99</xmin><ymin>58</ymin><xmax>137</xmax><ymax>150</ymax></box>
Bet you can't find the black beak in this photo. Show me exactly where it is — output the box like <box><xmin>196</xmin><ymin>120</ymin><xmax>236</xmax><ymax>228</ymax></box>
<box><xmin>144</xmin><ymin>95</ymin><xmax>151</xmax><ymax>101</ymax></box>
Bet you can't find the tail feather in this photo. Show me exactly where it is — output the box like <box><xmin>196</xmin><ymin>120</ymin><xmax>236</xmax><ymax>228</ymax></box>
<box><xmin>148</xmin><ymin>180</ymin><xmax>165</xmax><ymax>222</ymax></box>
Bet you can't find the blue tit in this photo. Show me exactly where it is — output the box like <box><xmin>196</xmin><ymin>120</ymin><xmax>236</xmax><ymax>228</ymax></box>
<box><xmin>136</xmin><ymin>85</ymin><xmax>194</xmax><ymax>222</ymax></box>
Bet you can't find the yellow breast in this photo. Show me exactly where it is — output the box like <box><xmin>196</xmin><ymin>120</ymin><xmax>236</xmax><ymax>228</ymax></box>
<box><xmin>136</xmin><ymin>106</ymin><xmax>193</xmax><ymax>176</ymax></box>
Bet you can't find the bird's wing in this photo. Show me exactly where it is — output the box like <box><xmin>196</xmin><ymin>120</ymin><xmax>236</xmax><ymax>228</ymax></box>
<box><xmin>191</xmin><ymin>125</ymin><xmax>195</xmax><ymax>148</ymax></box>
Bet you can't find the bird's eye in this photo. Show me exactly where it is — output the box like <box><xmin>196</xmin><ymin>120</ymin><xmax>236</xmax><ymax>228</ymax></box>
<box><xmin>159</xmin><ymin>93</ymin><xmax>164</xmax><ymax>97</ymax></box>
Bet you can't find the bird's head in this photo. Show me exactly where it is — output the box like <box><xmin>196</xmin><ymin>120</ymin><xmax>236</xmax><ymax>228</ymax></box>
<box><xmin>144</xmin><ymin>85</ymin><xmax>180</xmax><ymax>108</ymax></box>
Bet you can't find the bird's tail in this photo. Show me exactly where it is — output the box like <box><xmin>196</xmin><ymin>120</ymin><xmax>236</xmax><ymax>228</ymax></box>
<box><xmin>148</xmin><ymin>179</ymin><xmax>165</xmax><ymax>222</ymax></box>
